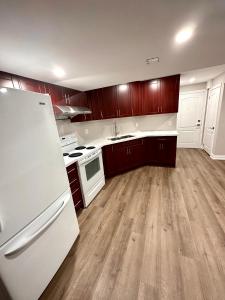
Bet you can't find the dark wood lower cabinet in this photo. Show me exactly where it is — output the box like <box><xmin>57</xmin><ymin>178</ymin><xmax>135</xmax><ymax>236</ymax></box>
<box><xmin>103</xmin><ymin>139</ymin><xmax>145</xmax><ymax>177</ymax></box>
<box><xmin>66</xmin><ymin>163</ymin><xmax>83</xmax><ymax>211</ymax></box>
<box><xmin>103</xmin><ymin>137</ymin><xmax>177</xmax><ymax>177</ymax></box>
<box><xmin>146</xmin><ymin>136</ymin><xmax>177</xmax><ymax>167</ymax></box>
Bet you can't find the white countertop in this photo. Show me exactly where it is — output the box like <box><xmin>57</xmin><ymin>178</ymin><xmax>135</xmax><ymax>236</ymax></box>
<box><xmin>63</xmin><ymin>130</ymin><xmax>178</xmax><ymax>167</ymax></box>
<box><xmin>86</xmin><ymin>130</ymin><xmax>178</xmax><ymax>148</ymax></box>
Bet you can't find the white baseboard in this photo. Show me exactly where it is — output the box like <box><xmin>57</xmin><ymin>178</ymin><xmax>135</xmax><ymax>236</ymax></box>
<box><xmin>210</xmin><ymin>154</ymin><xmax>225</xmax><ymax>160</ymax></box>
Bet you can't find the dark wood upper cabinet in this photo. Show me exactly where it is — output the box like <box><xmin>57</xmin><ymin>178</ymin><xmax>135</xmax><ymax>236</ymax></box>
<box><xmin>130</xmin><ymin>81</ymin><xmax>142</xmax><ymax>116</ymax></box>
<box><xmin>0</xmin><ymin>71</ymin><xmax>80</xmax><ymax>108</ymax></box>
<box><xmin>116</xmin><ymin>84</ymin><xmax>132</xmax><ymax>117</ymax></box>
<box><xmin>87</xmin><ymin>89</ymin><xmax>103</xmax><ymax>120</ymax></box>
<box><xmin>101</xmin><ymin>86</ymin><xmax>117</xmax><ymax>119</ymax></box>
<box><xmin>142</xmin><ymin>79</ymin><xmax>161</xmax><ymax>115</ymax></box>
<box><xmin>0</xmin><ymin>72</ymin><xmax>14</xmax><ymax>88</ymax></box>
<box><xmin>160</xmin><ymin>75</ymin><xmax>180</xmax><ymax>113</ymax></box>
<box><xmin>45</xmin><ymin>84</ymin><xmax>65</xmax><ymax>105</ymax></box>
<box><xmin>70</xmin><ymin>91</ymin><xmax>93</xmax><ymax>122</ymax></box>
<box><xmin>19</xmin><ymin>77</ymin><xmax>43</xmax><ymax>94</ymax></box>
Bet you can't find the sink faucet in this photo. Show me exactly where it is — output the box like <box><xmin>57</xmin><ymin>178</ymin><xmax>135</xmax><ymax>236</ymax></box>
<box><xmin>113</xmin><ymin>120</ymin><xmax>119</xmax><ymax>137</ymax></box>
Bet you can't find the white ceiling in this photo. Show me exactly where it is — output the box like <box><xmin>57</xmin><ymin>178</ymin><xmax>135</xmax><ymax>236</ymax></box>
<box><xmin>180</xmin><ymin>64</ymin><xmax>225</xmax><ymax>86</ymax></box>
<box><xmin>1</xmin><ymin>0</ymin><xmax>225</xmax><ymax>91</ymax></box>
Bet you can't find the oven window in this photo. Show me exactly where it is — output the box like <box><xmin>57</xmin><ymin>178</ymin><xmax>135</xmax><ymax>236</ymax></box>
<box><xmin>85</xmin><ymin>157</ymin><xmax>100</xmax><ymax>181</ymax></box>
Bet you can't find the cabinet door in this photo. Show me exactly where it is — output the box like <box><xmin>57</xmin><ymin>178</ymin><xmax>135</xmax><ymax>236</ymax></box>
<box><xmin>87</xmin><ymin>89</ymin><xmax>103</xmax><ymax>120</ymax></box>
<box><xmin>116</xmin><ymin>84</ymin><xmax>132</xmax><ymax>117</ymax></box>
<box><xmin>130</xmin><ymin>81</ymin><xmax>142</xmax><ymax>116</ymax></box>
<box><xmin>102</xmin><ymin>145</ymin><xmax>117</xmax><ymax>177</ymax></box>
<box><xmin>19</xmin><ymin>77</ymin><xmax>41</xmax><ymax>94</ymax></box>
<box><xmin>101</xmin><ymin>86</ymin><xmax>117</xmax><ymax>119</ymax></box>
<box><xmin>46</xmin><ymin>84</ymin><xmax>65</xmax><ymax>105</ymax></box>
<box><xmin>147</xmin><ymin>137</ymin><xmax>177</xmax><ymax>166</ymax></box>
<box><xmin>146</xmin><ymin>138</ymin><xmax>159</xmax><ymax>164</ymax></box>
<box><xmin>128</xmin><ymin>139</ymin><xmax>145</xmax><ymax>168</ymax></box>
<box><xmin>70</xmin><ymin>92</ymin><xmax>92</xmax><ymax>122</ymax></box>
<box><xmin>160</xmin><ymin>75</ymin><xmax>180</xmax><ymax>113</ymax></box>
<box><xmin>158</xmin><ymin>137</ymin><xmax>177</xmax><ymax>166</ymax></box>
<box><xmin>142</xmin><ymin>79</ymin><xmax>161</xmax><ymax>115</ymax></box>
<box><xmin>114</xmin><ymin>145</ymin><xmax>130</xmax><ymax>174</ymax></box>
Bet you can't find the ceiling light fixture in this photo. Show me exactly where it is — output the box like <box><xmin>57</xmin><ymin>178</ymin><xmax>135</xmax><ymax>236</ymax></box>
<box><xmin>146</xmin><ymin>57</ymin><xmax>159</xmax><ymax>64</ymax></box>
<box><xmin>0</xmin><ymin>87</ymin><xmax>7</xmax><ymax>94</ymax></box>
<box><xmin>189</xmin><ymin>77</ymin><xmax>196</xmax><ymax>83</ymax></box>
<box><xmin>175</xmin><ymin>26</ymin><xmax>194</xmax><ymax>44</ymax></box>
<box><xmin>53</xmin><ymin>67</ymin><xmax>66</xmax><ymax>78</ymax></box>
<box><xmin>119</xmin><ymin>84</ymin><xmax>128</xmax><ymax>91</ymax></box>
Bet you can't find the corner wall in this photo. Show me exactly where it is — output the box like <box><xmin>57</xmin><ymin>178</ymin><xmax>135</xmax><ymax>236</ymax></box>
<box><xmin>211</xmin><ymin>72</ymin><xmax>225</xmax><ymax>157</ymax></box>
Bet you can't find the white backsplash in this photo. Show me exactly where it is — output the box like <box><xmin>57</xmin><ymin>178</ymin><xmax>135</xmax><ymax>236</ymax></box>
<box><xmin>56</xmin><ymin>113</ymin><xmax>177</xmax><ymax>144</ymax></box>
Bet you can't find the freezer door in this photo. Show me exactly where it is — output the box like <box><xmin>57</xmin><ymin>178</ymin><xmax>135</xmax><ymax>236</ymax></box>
<box><xmin>0</xmin><ymin>188</ymin><xmax>79</xmax><ymax>300</ymax></box>
<box><xmin>0</xmin><ymin>88</ymin><xmax>69</xmax><ymax>246</ymax></box>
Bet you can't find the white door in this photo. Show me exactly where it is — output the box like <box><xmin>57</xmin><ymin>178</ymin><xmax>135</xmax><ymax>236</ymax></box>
<box><xmin>203</xmin><ymin>86</ymin><xmax>221</xmax><ymax>155</ymax></box>
<box><xmin>177</xmin><ymin>91</ymin><xmax>206</xmax><ymax>148</ymax></box>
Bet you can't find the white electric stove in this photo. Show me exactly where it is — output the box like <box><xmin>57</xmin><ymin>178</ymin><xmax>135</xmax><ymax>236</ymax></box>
<box><xmin>60</xmin><ymin>135</ymin><xmax>105</xmax><ymax>207</ymax></box>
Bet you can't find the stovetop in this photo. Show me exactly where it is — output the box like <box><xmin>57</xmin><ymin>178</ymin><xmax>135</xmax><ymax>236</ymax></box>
<box><xmin>60</xmin><ymin>134</ymin><xmax>99</xmax><ymax>166</ymax></box>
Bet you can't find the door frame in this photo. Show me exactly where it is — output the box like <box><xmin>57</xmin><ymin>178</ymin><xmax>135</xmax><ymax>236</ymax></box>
<box><xmin>203</xmin><ymin>83</ymin><xmax>224</xmax><ymax>157</ymax></box>
<box><xmin>178</xmin><ymin>89</ymin><xmax>207</xmax><ymax>148</ymax></box>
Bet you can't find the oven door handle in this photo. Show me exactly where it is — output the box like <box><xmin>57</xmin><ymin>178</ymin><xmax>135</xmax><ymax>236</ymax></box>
<box><xmin>79</xmin><ymin>151</ymin><xmax>101</xmax><ymax>166</ymax></box>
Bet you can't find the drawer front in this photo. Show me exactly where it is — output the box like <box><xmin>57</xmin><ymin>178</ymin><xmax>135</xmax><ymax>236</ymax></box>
<box><xmin>66</xmin><ymin>162</ymin><xmax>83</xmax><ymax>210</ymax></box>
<box><xmin>72</xmin><ymin>188</ymin><xmax>83</xmax><ymax>204</ymax></box>
<box><xmin>70</xmin><ymin>178</ymin><xmax>80</xmax><ymax>193</ymax></box>
<box><xmin>112</xmin><ymin>138</ymin><xmax>144</xmax><ymax>149</ymax></box>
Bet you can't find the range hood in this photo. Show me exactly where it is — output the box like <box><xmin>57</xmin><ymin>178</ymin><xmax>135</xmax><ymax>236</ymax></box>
<box><xmin>54</xmin><ymin>105</ymin><xmax>92</xmax><ymax>120</ymax></box>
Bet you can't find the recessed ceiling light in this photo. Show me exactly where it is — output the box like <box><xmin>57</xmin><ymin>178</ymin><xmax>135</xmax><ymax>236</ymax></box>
<box><xmin>175</xmin><ymin>26</ymin><xmax>194</xmax><ymax>44</ymax></box>
<box><xmin>53</xmin><ymin>67</ymin><xmax>65</xmax><ymax>78</ymax></box>
<box><xmin>146</xmin><ymin>57</ymin><xmax>159</xmax><ymax>64</ymax></box>
<box><xmin>119</xmin><ymin>84</ymin><xmax>128</xmax><ymax>91</ymax></box>
<box><xmin>189</xmin><ymin>77</ymin><xmax>196</xmax><ymax>83</ymax></box>
<box><xmin>0</xmin><ymin>87</ymin><xmax>7</xmax><ymax>94</ymax></box>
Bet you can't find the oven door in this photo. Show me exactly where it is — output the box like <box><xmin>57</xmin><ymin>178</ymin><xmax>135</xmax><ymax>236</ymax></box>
<box><xmin>78</xmin><ymin>149</ymin><xmax>104</xmax><ymax>195</ymax></box>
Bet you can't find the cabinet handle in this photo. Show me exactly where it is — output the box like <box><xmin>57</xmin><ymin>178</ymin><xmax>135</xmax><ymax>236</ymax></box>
<box><xmin>101</xmin><ymin>111</ymin><xmax>103</xmax><ymax>119</ymax></box>
<box><xmin>132</xmin><ymin>108</ymin><xmax>134</xmax><ymax>115</ymax></box>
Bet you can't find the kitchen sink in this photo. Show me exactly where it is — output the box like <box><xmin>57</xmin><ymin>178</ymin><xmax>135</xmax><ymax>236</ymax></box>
<box><xmin>109</xmin><ymin>134</ymin><xmax>134</xmax><ymax>141</ymax></box>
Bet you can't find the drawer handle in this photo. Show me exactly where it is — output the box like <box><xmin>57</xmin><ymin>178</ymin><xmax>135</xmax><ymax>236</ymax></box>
<box><xmin>70</xmin><ymin>178</ymin><xmax>78</xmax><ymax>185</ymax></box>
<box><xmin>72</xmin><ymin>188</ymin><xmax>80</xmax><ymax>195</ymax></box>
<box><xmin>68</xmin><ymin>168</ymin><xmax>76</xmax><ymax>174</ymax></box>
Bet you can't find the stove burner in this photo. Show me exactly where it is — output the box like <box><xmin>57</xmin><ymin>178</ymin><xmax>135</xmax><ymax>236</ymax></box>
<box><xmin>75</xmin><ymin>146</ymin><xmax>86</xmax><ymax>150</ymax></box>
<box><xmin>86</xmin><ymin>146</ymin><xmax>96</xmax><ymax>149</ymax></box>
<box><xmin>69</xmin><ymin>152</ymin><xmax>83</xmax><ymax>158</ymax></box>
<box><xmin>63</xmin><ymin>153</ymin><xmax>69</xmax><ymax>156</ymax></box>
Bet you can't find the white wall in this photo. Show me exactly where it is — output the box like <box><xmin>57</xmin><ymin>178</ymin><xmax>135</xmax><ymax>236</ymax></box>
<box><xmin>210</xmin><ymin>72</ymin><xmax>225</xmax><ymax>156</ymax></box>
<box><xmin>180</xmin><ymin>83</ymin><xmax>207</xmax><ymax>93</ymax></box>
<box><xmin>56</xmin><ymin>113</ymin><xmax>177</xmax><ymax>144</ymax></box>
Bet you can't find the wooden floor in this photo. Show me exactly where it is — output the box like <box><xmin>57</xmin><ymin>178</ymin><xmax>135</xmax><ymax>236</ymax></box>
<box><xmin>40</xmin><ymin>149</ymin><xmax>225</xmax><ymax>300</ymax></box>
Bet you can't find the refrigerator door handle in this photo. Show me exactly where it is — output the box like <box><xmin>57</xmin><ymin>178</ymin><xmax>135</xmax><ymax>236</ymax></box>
<box><xmin>4</xmin><ymin>193</ymin><xmax>70</xmax><ymax>257</ymax></box>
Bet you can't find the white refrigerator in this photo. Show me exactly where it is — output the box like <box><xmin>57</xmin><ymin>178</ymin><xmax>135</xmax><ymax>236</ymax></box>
<box><xmin>0</xmin><ymin>88</ymin><xmax>80</xmax><ymax>300</ymax></box>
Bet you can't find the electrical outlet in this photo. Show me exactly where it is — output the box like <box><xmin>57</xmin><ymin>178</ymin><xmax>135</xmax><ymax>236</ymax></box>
<box><xmin>85</xmin><ymin>129</ymin><xmax>89</xmax><ymax>135</ymax></box>
<box><xmin>135</xmin><ymin>122</ymin><xmax>138</xmax><ymax>128</ymax></box>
